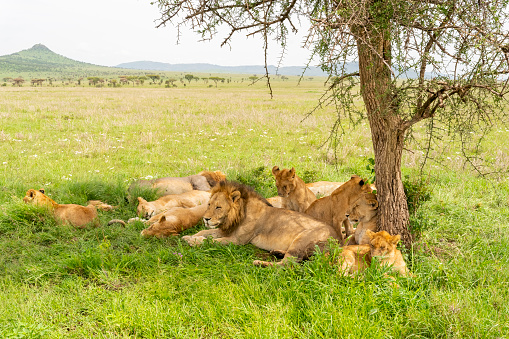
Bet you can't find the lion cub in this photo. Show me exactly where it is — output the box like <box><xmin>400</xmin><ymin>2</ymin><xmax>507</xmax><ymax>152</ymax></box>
<box><xmin>272</xmin><ymin>166</ymin><xmax>317</xmax><ymax>212</ymax></box>
<box><xmin>137</xmin><ymin>191</ymin><xmax>211</xmax><ymax>218</ymax></box>
<box><xmin>140</xmin><ymin>204</ymin><xmax>208</xmax><ymax>238</ymax></box>
<box><xmin>339</xmin><ymin>230</ymin><xmax>409</xmax><ymax>276</ymax></box>
<box><xmin>23</xmin><ymin>189</ymin><xmax>105</xmax><ymax>228</ymax></box>
<box><xmin>305</xmin><ymin>175</ymin><xmax>372</xmax><ymax>243</ymax></box>
<box><xmin>346</xmin><ymin>192</ymin><xmax>378</xmax><ymax>245</ymax></box>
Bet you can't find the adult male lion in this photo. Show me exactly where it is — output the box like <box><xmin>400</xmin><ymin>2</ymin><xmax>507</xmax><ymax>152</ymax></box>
<box><xmin>137</xmin><ymin>191</ymin><xmax>211</xmax><ymax>218</ymax></box>
<box><xmin>338</xmin><ymin>230</ymin><xmax>410</xmax><ymax>276</ymax></box>
<box><xmin>271</xmin><ymin>166</ymin><xmax>316</xmax><ymax>212</ymax></box>
<box><xmin>182</xmin><ymin>181</ymin><xmax>338</xmax><ymax>266</ymax></box>
<box><xmin>305</xmin><ymin>175</ymin><xmax>372</xmax><ymax>243</ymax></box>
<box><xmin>23</xmin><ymin>189</ymin><xmax>107</xmax><ymax>228</ymax></box>
<box><xmin>346</xmin><ymin>192</ymin><xmax>378</xmax><ymax>245</ymax></box>
<box><xmin>140</xmin><ymin>204</ymin><xmax>208</xmax><ymax>238</ymax></box>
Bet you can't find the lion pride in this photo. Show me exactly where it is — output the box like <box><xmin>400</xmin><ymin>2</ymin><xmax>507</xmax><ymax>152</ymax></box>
<box><xmin>338</xmin><ymin>230</ymin><xmax>410</xmax><ymax>276</ymax></box>
<box><xmin>272</xmin><ymin>166</ymin><xmax>316</xmax><ymax>212</ymax></box>
<box><xmin>23</xmin><ymin>189</ymin><xmax>103</xmax><ymax>228</ymax></box>
<box><xmin>181</xmin><ymin>181</ymin><xmax>338</xmax><ymax>266</ymax></box>
<box><xmin>305</xmin><ymin>175</ymin><xmax>372</xmax><ymax>242</ymax></box>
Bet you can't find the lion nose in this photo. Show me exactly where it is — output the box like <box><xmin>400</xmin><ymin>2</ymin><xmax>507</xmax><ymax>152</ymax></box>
<box><xmin>345</xmin><ymin>214</ymin><xmax>349</xmax><ymax>218</ymax></box>
<box><xmin>203</xmin><ymin>217</ymin><xmax>211</xmax><ymax>222</ymax></box>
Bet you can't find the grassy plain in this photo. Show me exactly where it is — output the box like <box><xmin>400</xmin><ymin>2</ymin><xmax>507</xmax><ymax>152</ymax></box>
<box><xmin>0</xmin><ymin>78</ymin><xmax>508</xmax><ymax>338</ymax></box>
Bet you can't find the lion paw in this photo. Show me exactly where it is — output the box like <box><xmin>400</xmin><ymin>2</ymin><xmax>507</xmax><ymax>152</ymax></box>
<box><xmin>253</xmin><ymin>260</ymin><xmax>274</xmax><ymax>267</ymax></box>
<box><xmin>182</xmin><ymin>235</ymin><xmax>205</xmax><ymax>246</ymax></box>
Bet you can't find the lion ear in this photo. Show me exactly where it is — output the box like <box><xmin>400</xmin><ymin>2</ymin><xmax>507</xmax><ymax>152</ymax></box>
<box><xmin>158</xmin><ymin>215</ymin><xmax>166</xmax><ymax>223</ymax></box>
<box><xmin>231</xmin><ymin>190</ymin><xmax>241</xmax><ymax>203</ymax></box>
<box><xmin>359</xmin><ymin>179</ymin><xmax>365</xmax><ymax>186</ymax></box>
<box><xmin>290</xmin><ymin>167</ymin><xmax>296</xmax><ymax>178</ymax></box>
<box><xmin>38</xmin><ymin>189</ymin><xmax>45</xmax><ymax>194</ymax></box>
<box><xmin>272</xmin><ymin>166</ymin><xmax>280</xmax><ymax>175</ymax></box>
<box><xmin>391</xmin><ymin>234</ymin><xmax>401</xmax><ymax>245</ymax></box>
<box><xmin>138</xmin><ymin>197</ymin><xmax>146</xmax><ymax>203</ymax></box>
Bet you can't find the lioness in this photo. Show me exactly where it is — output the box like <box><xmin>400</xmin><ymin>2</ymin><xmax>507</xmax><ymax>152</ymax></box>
<box><xmin>272</xmin><ymin>166</ymin><xmax>316</xmax><ymax>212</ymax></box>
<box><xmin>23</xmin><ymin>189</ymin><xmax>102</xmax><ymax>228</ymax></box>
<box><xmin>182</xmin><ymin>181</ymin><xmax>338</xmax><ymax>266</ymax></box>
<box><xmin>128</xmin><ymin>170</ymin><xmax>226</xmax><ymax>196</ymax></box>
<box><xmin>339</xmin><ymin>230</ymin><xmax>409</xmax><ymax>276</ymax></box>
<box><xmin>306</xmin><ymin>181</ymin><xmax>344</xmax><ymax>197</ymax></box>
<box><xmin>140</xmin><ymin>204</ymin><xmax>208</xmax><ymax>238</ymax></box>
<box><xmin>346</xmin><ymin>192</ymin><xmax>378</xmax><ymax>245</ymax></box>
<box><xmin>137</xmin><ymin>191</ymin><xmax>211</xmax><ymax>218</ymax></box>
<box><xmin>305</xmin><ymin>175</ymin><xmax>372</xmax><ymax>243</ymax></box>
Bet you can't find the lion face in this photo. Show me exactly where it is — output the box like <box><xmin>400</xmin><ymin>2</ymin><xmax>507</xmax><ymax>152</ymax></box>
<box><xmin>137</xmin><ymin>197</ymin><xmax>156</xmax><ymax>218</ymax></box>
<box><xmin>346</xmin><ymin>192</ymin><xmax>378</xmax><ymax>223</ymax></box>
<box><xmin>367</xmin><ymin>230</ymin><xmax>400</xmax><ymax>261</ymax></box>
<box><xmin>23</xmin><ymin>189</ymin><xmax>51</xmax><ymax>206</ymax></box>
<box><xmin>272</xmin><ymin>166</ymin><xmax>297</xmax><ymax>198</ymax></box>
<box><xmin>203</xmin><ymin>182</ymin><xmax>244</xmax><ymax>233</ymax></box>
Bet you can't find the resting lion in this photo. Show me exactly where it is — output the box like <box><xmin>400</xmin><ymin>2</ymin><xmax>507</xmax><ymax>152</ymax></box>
<box><xmin>137</xmin><ymin>191</ymin><xmax>211</xmax><ymax>218</ymax></box>
<box><xmin>23</xmin><ymin>189</ymin><xmax>110</xmax><ymax>228</ymax></box>
<box><xmin>128</xmin><ymin>170</ymin><xmax>226</xmax><ymax>196</ymax></box>
<box><xmin>338</xmin><ymin>230</ymin><xmax>409</xmax><ymax>277</ymax></box>
<box><xmin>346</xmin><ymin>192</ymin><xmax>378</xmax><ymax>245</ymax></box>
<box><xmin>181</xmin><ymin>181</ymin><xmax>338</xmax><ymax>266</ymax></box>
<box><xmin>140</xmin><ymin>204</ymin><xmax>208</xmax><ymax>238</ymax></box>
<box><xmin>272</xmin><ymin>166</ymin><xmax>316</xmax><ymax>212</ymax></box>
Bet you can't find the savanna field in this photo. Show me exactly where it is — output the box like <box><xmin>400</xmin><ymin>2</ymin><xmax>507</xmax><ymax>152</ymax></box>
<box><xmin>0</xmin><ymin>78</ymin><xmax>508</xmax><ymax>338</ymax></box>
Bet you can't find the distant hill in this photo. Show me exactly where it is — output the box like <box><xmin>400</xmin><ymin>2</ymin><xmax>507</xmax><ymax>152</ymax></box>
<box><xmin>115</xmin><ymin>60</ymin><xmax>357</xmax><ymax>77</ymax></box>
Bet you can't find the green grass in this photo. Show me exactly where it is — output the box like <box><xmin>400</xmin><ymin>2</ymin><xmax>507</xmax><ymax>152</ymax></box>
<box><xmin>0</xmin><ymin>83</ymin><xmax>508</xmax><ymax>338</ymax></box>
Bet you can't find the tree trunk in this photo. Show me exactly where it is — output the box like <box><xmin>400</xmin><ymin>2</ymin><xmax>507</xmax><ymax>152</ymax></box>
<box><xmin>351</xmin><ymin>21</ymin><xmax>413</xmax><ymax>248</ymax></box>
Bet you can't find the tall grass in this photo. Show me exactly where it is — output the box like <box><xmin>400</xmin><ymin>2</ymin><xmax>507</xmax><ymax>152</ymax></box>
<box><xmin>0</xmin><ymin>81</ymin><xmax>508</xmax><ymax>338</ymax></box>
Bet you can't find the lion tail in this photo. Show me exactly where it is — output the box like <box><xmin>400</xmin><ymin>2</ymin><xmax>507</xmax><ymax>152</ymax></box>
<box><xmin>108</xmin><ymin>219</ymin><xmax>126</xmax><ymax>226</ymax></box>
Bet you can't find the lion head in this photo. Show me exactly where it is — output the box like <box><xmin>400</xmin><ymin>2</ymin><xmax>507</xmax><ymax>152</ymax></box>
<box><xmin>137</xmin><ymin>197</ymin><xmax>155</xmax><ymax>218</ymax></box>
<box><xmin>199</xmin><ymin>170</ymin><xmax>227</xmax><ymax>188</ymax></box>
<box><xmin>346</xmin><ymin>192</ymin><xmax>378</xmax><ymax>223</ymax></box>
<box><xmin>203</xmin><ymin>181</ymin><xmax>269</xmax><ymax>235</ymax></box>
<box><xmin>23</xmin><ymin>189</ymin><xmax>57</xmax><ymax>208</ymax></box>
<box><xmin>272</xmin><ymin>166</ymin><xmax>298</xmax><ymax>197</ymax></box>
<box><xmin>367</xmin><ymin>230</ymin><xmax>401</xmax><ymax>260</ymax></box>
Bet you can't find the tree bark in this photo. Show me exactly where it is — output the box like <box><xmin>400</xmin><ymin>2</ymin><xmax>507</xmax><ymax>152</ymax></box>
<box><xmin>351</xmin><ymin>21</ymin><xmax>413</xmax><ymax>248</ymax></box>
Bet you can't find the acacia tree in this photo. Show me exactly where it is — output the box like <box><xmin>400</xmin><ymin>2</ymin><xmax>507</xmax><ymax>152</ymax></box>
<box><xmin>152</xmin><ymin>0</ymin><xmax>509</xmax><ymax>247</ymax></box>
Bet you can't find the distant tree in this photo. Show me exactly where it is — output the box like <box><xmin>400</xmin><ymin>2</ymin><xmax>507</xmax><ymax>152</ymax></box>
<box><xmin>248</xmin><ymin>76</ymin><xmax>258</xmax><ymax>84</ymax></box>
<box><xmin>12</xmin><ymin>78</ymin><xmax>24</xmax><ymax>87</ymax></box>
<box><xmin>281</xmin><ymin>76</ymin><xmax>289</xmax><ymax>81</ymax></box>
<box><xmin>127</xmin><ymin>76</ymin><xmax>138</xmax><ymax>86</ymax></box>
<box><xmin>184</xmin><ymin>74</ymin><xmax>195</xmax><ymax>84</ymax></box>
<box><xmin>209</xmin><ymin>77</ymin><xmax>225</xmax><ymax>87</ymax></box>
<box><xmin>138</xmin><ymin>76</ymin><xmax>147</xmax><ymax>85</ymax></box>
<box><xmin>146</xmin><ymin>74</ymin><xmax>160</xmax><ymax>84</ymax></box>
<box><xmin>87</xmin><ymin>77</ymin><xmax>102</xmax><ymax>86</ymax></box>
<box><xmin>30</xmin><ymin>79</ymin><xmax>45</xmax><ymax>86</ymax></box>
<box><xmin>201</xmin><ymin>77</ymin><xmax>209</xmax><ymax>84</ymax></box>
<box><xmin>167</xmin><ymin>78</ymin><xmax>177</xmax><ymax>86</ymax></box>
<box><xmin>2</xmin><ymin>77</ymin><xmax>12</xmax><ymax>83</ymax></box>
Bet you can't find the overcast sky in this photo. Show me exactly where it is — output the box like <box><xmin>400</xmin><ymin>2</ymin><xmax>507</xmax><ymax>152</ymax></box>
<box><xmin>0</xmin><ymin>0</ymin><xmax>312</xmax><ymax>67</ymax></box>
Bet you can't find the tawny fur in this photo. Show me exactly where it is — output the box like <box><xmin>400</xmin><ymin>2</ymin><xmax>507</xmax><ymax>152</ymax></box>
<box><xmin>140</xmin><ymin>204</ymin><xmax>208</xmax><ymax>238</ymax></box>
<box><xmin>346</xmin><ymin>192</ymin><xmax>379</xmax><ymax>245</ymax></box>
<box><xmin>137</xmin><ymin>191</ymin><xmax>211</xmax><ymax>218</ymax></box>
<box><xmin>23</xmin><ymin>189</ymin><xmax>100</xmax><ymax>228</ymax></box>
<box><xmin>339</xmin><ymin>230</ymin><xmax>409</xmax><ymax>276</ymax></box>
<box><xmin>128</xmin><ymin>170</ymin><xmax>226</xmax><ymax>196</ymax></box>
<box><xmin>305</xmin><ymin>181</ymin><xmax>344</xmax><ymax>197</ymax></box>
<box><xmin>272</xmin><ymin>166</ymin><xmax>316</xmax><ymax>212</ymax></box>
<box><xmin>182</xmin><ymin>181</ymin><xmax>338</xmax><ymax>266</ymax></box>
<box><xmin>266</xmin><ymin>196</ymin><xmax>283</xmax><ymax>208</ymax></box>
<box><xmin>305</xmin><ymin>175</ymin><xmax>372</xmax><ymax>243</ymax></box>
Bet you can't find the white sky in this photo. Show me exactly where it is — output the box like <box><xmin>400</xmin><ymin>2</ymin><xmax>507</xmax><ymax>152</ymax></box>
<box><xmin>0</xmin><ymin>0</ymin><xmax>312</xmax><ymax>67</ymax></box>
